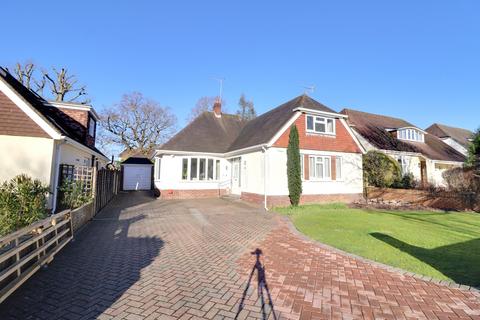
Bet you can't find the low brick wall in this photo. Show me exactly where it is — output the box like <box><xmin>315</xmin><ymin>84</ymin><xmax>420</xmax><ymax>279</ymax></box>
<box><xmin>241</xmin><ymin>192</ymin><xmax>363</xmax><ymax>208</ymax></box>
<box><xmin>366</xmin><ymin>187</ymin><xmax>479</xmax><ymax>211</ymax></box>
<box><xmin>70</xmin><ymin>202</ymin><xmax>95</xmax><ymax>233</ymax></box>
<box><xmin>159</xmin><ymin>189</ymin><xmax>227</xmax><ymax>200</ymax></box>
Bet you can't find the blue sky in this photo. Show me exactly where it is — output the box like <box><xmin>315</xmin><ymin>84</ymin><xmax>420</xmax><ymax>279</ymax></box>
<box><xmin>1</xmin><ymin>1</ymin><xmax>479</xmax><ymax>132</ymax></box>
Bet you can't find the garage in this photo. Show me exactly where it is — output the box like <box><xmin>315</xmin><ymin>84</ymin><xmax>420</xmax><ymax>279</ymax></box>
<box><xmin>121</xmin><ymin>157</ymin><xmax>153</xmax><ymax>191</ymax></box>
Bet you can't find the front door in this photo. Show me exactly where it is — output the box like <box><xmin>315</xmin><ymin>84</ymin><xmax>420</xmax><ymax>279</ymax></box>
<box><xmin>231</xmin><ymin>157</ymin><xmax>241</xmax><ymax>195</ymax></box>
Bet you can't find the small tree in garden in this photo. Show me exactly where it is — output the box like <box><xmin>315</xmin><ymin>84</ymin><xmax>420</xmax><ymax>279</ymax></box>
<box><xmin>287</xmin><ymin>125</ymin><xmax>302</xmax><ymax>206</ymax></box>
<box><xmin>0</xmin><ymin>175</ymin><xmax>49</xmax><ymax>236</ymax></box>
<box><xmin>466</xmin><ymin>128</ymin><xmax>480</xmax><ymax>172</ymax></box>
<box><xmin>363</xmin><ymin>151</ymin><xmax>402</xmax><ymax>188</ymax></box>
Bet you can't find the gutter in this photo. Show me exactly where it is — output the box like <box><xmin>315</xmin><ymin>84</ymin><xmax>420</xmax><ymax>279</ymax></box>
<box><xmin>262</xmin><ymin>146</ymin><xmax>269</xmax><ymax>211</ymax></box>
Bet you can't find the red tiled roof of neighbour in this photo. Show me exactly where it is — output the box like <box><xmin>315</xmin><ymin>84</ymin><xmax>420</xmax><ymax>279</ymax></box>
<box><xmin>341</xmin><ymin>108</ymin><xmax>465</xmax><ymax>162</ymax></box>
<box><xmin>426</xmin><ymin>123</ymin><xmax>474</xmax><ymax>148</ymax></box>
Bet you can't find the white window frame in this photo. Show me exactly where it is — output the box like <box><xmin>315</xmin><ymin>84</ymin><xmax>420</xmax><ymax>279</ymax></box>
<box><xmin>398</xmin><ymin>156</ymin><xmax>408</xmax><ymax>174</ymax></box>
<box><xmin>397</xmin><ymin>128</ymin><xmax>424</xmax><ymax>142</ymax></box>
<box><xmin>181</xmin><ymin>157</ymin><xmax>221</xmax><ymax>182</ymax></box>
<box><xmin>305</xmin><ymin>115</ymin><xmax>336</xmax><ymax>135</ymax></box>
<box><xmin>309</xmin><ymin>155</ymin><xmax>332</xmax><ymax>180</ymax></box>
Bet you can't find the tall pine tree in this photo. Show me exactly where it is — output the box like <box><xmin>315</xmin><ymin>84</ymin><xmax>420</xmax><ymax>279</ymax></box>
<box><xmin>287</xmin><ymin>125</ymin><xmax>302</xmax><ymax>206</ymax></box>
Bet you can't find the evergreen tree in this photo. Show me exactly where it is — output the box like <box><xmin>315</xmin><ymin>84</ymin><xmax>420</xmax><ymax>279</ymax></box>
<box><xmin>236</xmin><ymin>94</ymin><xmax>256</xmax><ymax>120</ymax></box>
<box><xmin>466</xmin><ymin>128</ymin><xmax>480</xmax><ymax>171</ymax></box>
<box><xmin>287</xmin><ymin>125</ymin><xmax>302</xmax><ymax>206</ymax></box>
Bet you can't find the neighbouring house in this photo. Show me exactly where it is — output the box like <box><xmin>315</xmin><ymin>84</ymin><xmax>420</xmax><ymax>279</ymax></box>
<box><xmin>341</xmin><ymin>109</ymin><xmax>465</xmax><ymax>187</ymax></box>
<box><xmin>153</xmin><ymin>95</ymin><xmax>365</xmax><ymax>208</ymax></box>
<box><xmin>425</xmin><ymin>123</ymin><xmax>474</xmax><ymax>156</ymax></box>
<box><xmin>0</xmin><ymin>67</ymin><xmax>109</xmax><ymax>210</ymax></box>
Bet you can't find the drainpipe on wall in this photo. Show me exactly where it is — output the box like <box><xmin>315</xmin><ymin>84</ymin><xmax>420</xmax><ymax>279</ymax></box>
<box><xmin>51</xmin><ymin>139</ymin><xmax>66</xmax><ymax>213</ymax></box>
<box><xmin>262</xmin><ymin>146</ymin><xmax>269</xmax><ymax>211</ymax></box>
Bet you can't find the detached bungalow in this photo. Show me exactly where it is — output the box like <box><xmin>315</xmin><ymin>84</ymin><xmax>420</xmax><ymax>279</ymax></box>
<box><xmin>341</xmin><ymin>109</ymin><xmax>465</xmax><ymax>187</ymax></box>
<box><xmin>425</xmin><ymin>123</ymin><xmax>474</xmax><ymax>156</ymax></box>
<box><xmin>154</xmin><ymin>95</ymin><xmax>364</xmax><ymax>208</ymax></box>
<box><xmin>0</xmin><ymin>67</ymin><xmax>109</xmax><ymax>210</ymax></box>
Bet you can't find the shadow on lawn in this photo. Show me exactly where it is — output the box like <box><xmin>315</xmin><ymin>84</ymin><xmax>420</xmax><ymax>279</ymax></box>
<box><xmin>370</xmin><ymin>232</ymin><xmax>480</xmax><ymax>287</ymax></box>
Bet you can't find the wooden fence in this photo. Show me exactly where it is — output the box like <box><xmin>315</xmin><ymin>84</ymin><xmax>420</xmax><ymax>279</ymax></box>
<box><xmin>0</xmin><ymin>210</ymin><xmax>73</xmax><ymax>303</ymax></box>
<box><xmin>93</xmin><ymin>168</ymin><xmax>121</xmax><ymax>213</ymax></box>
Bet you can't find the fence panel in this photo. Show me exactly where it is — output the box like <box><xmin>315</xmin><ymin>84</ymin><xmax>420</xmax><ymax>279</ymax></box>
<box><xmin>0</xmin><ymin>210</ymin><xmax>73</xmax><ymax>303</ymax></box>
<box><xmin>94</xmin><ymin>169</ymin><xmax>121</xmax><ymax>214</ymax></box>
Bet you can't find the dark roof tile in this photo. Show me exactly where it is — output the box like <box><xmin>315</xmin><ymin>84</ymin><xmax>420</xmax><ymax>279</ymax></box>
<box><xmin>426</xmin><ymin>123</ymin><xmax>474</xmax><ymax>148</ymax></box>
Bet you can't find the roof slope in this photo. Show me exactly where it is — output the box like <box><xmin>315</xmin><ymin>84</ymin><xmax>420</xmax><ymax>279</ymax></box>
<box><xmin>160</xmin><ymin>112</ymin><xmax>247</xmax><ymax>153</ymax></box>
<box><xmin>341</xmin><ymin>109</ymin><xmax>465</xmax><ymax>162</ymax></box>
<box><xmin>426</xmin><ymin>123</ymin><xmax>474</xmax><ymax>148</ymax></box>
<box><xmin>228</xmin><ymin>95</ymin><xmax>337</xmax><ymax>151</ymax></box>
<box><xmin>0</xmin><ymin>67</ymin><xmax>107</xmax><ymax>157</ymax></box>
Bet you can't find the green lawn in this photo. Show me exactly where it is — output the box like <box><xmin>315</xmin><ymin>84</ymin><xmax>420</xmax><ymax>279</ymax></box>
<box><xmin>276</xmin><ymin>203</ymin><xmax>480</xmax><ymax>287</ymax></box>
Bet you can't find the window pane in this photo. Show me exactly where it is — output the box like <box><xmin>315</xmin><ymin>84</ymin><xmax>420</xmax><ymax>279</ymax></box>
<box><xmin>316</xmin><ymin>157</ymin><xmax>323</xmax><ymax>179</ymax></box>
<box><xmin>315</xmin><ymin>122</ymin><xmax>325</xmax><ymax>133</ymax></box>
<box><xmin>326</xmin><ymin>119</ymin><xmax>334</xmax><ymax>133</ymax></box>
<box><xmin>309</xmin><ymin>157</ymin><xmax>315</xmax><ymax>178</ymax></box>
<box><xmin>324</xmin><ymin>157</ymin><xmax>331</xmax><ymax>178</ymax></box>
<box><xmin>306</xmin><ymin>115</ymin><xmax>314</xmax><ymax>130</ymax></box>
<box><xmin>215</xmin><ymin>160</ymin><xmax>220</xmax><ymax>180</ymax></box>
<box><xmin>182</xmin><ymin>159</ymin><xmax>188</xmax><ymax>180</ymax></box>
<box><xmin>190</xmin><ymin>158</ymin><xmax>197</xmax><ymax>180</ymax></box>
<box><xmin>336</xmin><ymin>157</ymin><xmax>342</xmax><ymax>180</ymax></box>
<box><xmin>199</xmin><ymin>158</ymin><xmax>206</xmax><ymax>180</ymax></box>
<box><xmin>208</xmin><ymin>159</ymin><xmax>214</xmax><ymax>180</ymax></box>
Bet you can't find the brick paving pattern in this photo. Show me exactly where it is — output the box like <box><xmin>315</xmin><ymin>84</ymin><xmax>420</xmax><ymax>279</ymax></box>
<box><xmin>0</xmin><ymin>192</ymin><xmax>479</xmax><ymax>319</ymax></box>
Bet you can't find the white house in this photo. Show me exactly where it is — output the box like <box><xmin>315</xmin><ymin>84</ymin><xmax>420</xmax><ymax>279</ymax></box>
<box><xmin>0</xmin><ymin>67</ymin><xmax>109</xmax><ymax>210</ymax></box>
<box><xmin>153</xmin><ymin>95</ymin><xmax>365</xmax><ymax>208</ymax></box>
<box><xmin>341</xmin><ymin>109</ymin><xmax>465</xmax><ymax>187</ymax></box>
<box><xmin>426</xmin><ymin>123</ymin><xmax>474</xmax><ymax>157</ymax></box>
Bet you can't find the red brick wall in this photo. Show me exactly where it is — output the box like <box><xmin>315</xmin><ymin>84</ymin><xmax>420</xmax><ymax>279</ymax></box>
<box><xmin>241</xmin><ymin>191</ymin><xmax>363</xmax><ymax>208</ymax></box>
<box><xmin>159</xmin><ymin>189</ymin><xmax>227</xmax><ymax>200</ymax></box>
<box><xmin>273</xmin><ymin>114</ymin><xmax>361</xmax><ymax>153</ymax></box>
<box><xmin>55</xmin><ymin>107</ymin><xmax>95</xmax><ymax>148</ymax></box>
<box><xmin>0</xmin><ymin>91</ymin><xmax>49</xmax><ymax>137</ymax></box>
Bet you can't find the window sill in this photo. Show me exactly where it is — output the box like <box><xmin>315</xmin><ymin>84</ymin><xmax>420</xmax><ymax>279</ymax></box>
<box><xmin>305</xmin><ymin>131</ymin><xmax>336</xmax><ymax>137</ymax></box>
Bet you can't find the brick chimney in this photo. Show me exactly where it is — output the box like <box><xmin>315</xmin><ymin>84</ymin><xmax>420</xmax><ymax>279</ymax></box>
<box><xmin>213</xmin><ymin>99</ymin><xmax>222</xmax><ymax>118</ymax></box>
<box><xmin>49</xmin><ymin>102</ymin><xmax>98</xmax><ymax>148</ymax></box>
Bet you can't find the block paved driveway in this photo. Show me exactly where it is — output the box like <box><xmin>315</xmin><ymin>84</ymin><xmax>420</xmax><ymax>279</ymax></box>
<box><xmin>0</xmin><ymin>192</ymin><xmax>479</xmax><ymax>320</ymax></box>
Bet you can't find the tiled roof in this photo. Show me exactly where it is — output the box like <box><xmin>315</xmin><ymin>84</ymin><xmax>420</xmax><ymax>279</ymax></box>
<box><xmin>426</xmin><ymin>123</ymin><xmax>474</xmax><ymax>148</ymax></box>
<box><xmin>341</xmin><ymin>108</ymin><xmax>465</xmax><ymax>162</ymax></box>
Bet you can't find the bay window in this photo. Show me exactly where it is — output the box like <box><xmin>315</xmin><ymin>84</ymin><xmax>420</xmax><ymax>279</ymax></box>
<box><xmin>306</xmin><ymin>115</ymin><xmax>335</xmax><ymax>134</ymax></box>
<box><xmin>182</xmin><ymin>157</ymin><xmax>221</xmax><ymax>181</ymax></box>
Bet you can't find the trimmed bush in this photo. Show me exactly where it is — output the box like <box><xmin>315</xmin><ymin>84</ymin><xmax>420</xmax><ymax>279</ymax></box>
<box><xmin>0</xmin><ymin>175</ymin><xmax>49</xmax><ymax>236</ymax></box>
<box><xmin>287</xmin><ymin>125</ymin><xmax>302</xmax><ymax>206</ymax></box>
<box><xmin>363</xmin><ymin>151</ymin><xmax>402</xmax><ymax>188</ymax></box>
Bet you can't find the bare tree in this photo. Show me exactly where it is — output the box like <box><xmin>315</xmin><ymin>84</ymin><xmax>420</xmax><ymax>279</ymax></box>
<box><xmin>43</xmin><ymin>67</ymin><xmax>89</xmax><ymax>103</ymax></box>
<box><xmin>9</xmin><ymin>62</ymin><xmax>90</xmax><ymax>104</ymax></box>
<box><xmin>100</xmin><ymin>92</ymin><xmax>177</xmax><ymax>154</ymax></box>
<box><xmin>187</xmin><ymin>96</ymin><xmax>226</xmax><ymax>122</ymax></box>
<box><xmin>236</xmin><ymin>94</ymin><xmax>256</xmax><ymax>120</ymax></box>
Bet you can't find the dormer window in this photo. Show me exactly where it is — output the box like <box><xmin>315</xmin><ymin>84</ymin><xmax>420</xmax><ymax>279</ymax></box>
<box><xmin>397</xmin><ymin>128</ymin><xmax>424</xmax><ymax>142</ymax></box>
<box><xmin>306</xmin><ymin>115</ymin><xmax>335</xmax><ymax>135</ymax></box>
<box><xmin>88</xmin><ymin>117</ymin><xmax>96</xmax><ymax>138</ymax></box>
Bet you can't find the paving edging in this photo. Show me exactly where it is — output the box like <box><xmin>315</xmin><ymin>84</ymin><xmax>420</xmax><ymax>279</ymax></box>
<box><xmin>273</xmin><ymin>212</ymin><xmax>480</xmax><ymax>294</ymax></box>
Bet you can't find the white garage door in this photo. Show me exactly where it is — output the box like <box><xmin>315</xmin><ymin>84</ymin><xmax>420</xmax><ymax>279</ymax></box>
<box><xmin>123</xmin><ymin>165</ymin><xmax>152</xmax><ymax>190</ymax></box>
